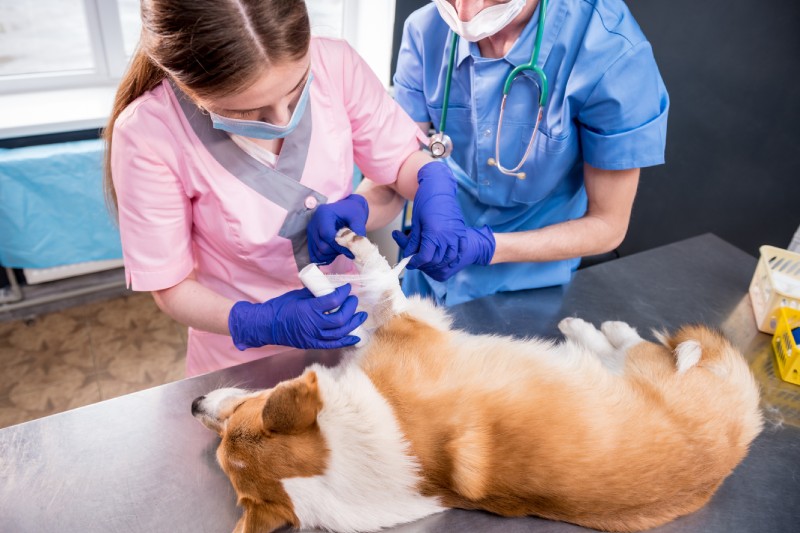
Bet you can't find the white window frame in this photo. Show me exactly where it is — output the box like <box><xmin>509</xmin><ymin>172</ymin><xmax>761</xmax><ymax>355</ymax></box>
<box><xmin>0</xmin><ymin>0</ymin><xmax>130</xmax><ymax>95</ymax></box>
<box><xmin>0</xmin><ymin>0</ymin><xmax>398</xmax><ymax>138</ymax></box>
<box><xmin>341</xmin><ymin>0</ymin><xmax>396</xmax><ymax>88</ymax></box>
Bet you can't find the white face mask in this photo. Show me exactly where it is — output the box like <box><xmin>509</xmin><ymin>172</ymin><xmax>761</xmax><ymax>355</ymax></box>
<box><xmin>432</xmin><ymin>0</ymin><xmax>527</xmax><ymax>42</ymax></box>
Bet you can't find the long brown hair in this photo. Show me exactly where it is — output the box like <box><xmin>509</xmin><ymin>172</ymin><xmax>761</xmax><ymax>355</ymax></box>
<box><xmin>103</xmin><ymin>0</ymin><xmax>310</xmax><ymax>211</ymax></box>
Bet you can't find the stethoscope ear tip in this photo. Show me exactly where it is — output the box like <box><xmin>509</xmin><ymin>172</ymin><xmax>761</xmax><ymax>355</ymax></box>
<box><xmin>487</xmin><ymin>157</ymin><xmax>526</xmax><ymax>179</ymax></box>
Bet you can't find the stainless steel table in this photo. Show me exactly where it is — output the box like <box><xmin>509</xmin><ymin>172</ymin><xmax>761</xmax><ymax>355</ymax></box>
<box><xmin>2</xmin><ymin>234</ymin><xmax>798</xmax><ymax>532</ymax></box>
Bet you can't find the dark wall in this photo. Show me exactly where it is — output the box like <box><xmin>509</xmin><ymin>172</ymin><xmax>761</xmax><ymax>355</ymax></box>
<box><xmin>622</xmin><ymin>0</ymin><xmax>800</xmax><ymax>257</ymax></box>
<box><xmin>392</xmin><ymin>1</ymin><xmax>800</xmax><ymax>258</ymax></box>
<box><xmin>392</xmin><ymin>0</ymin><xmax>429</xmax><ymax>79</ymax></box>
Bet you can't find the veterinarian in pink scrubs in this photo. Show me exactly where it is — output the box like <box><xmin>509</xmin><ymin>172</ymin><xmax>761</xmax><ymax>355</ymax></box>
<box><xmin>104</xmin><ymin>0</ymin><xmax>437</xmax><ymax>376</ymax></box>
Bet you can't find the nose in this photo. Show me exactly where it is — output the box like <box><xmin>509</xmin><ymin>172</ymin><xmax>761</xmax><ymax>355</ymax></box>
<box><xmin>264</xmin><ymin>105</ymin><xmax>292</xmax><ymax>127</ymax></box>
<box><xmin>191</xmin><ymin>396</ymin><xmax>206</xmax><ymax>416</ymax></box>
<box><xmin>454</xmin><ymin>0</ymin><xmax>484</xmax><ymax>21</ymax></box>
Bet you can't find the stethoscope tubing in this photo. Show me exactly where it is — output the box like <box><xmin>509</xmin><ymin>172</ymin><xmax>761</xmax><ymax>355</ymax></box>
<box><xmin>431</xmin><ymin>0</ymin><xmax>549</xmax><ymax>175</ymax></box>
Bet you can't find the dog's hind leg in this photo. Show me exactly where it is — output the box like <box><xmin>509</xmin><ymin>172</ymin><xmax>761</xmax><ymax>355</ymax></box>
<box><xmin>559</xmin><ymin>318</ymin><xmax>630</xmax><ymax>374</ymax></box>
<box><xmin>559</xmin><ymin>318</ymin><xmax>615</xmax><ymax>353</ymax></box>
<box><xmin>600</xmin><ymin>321</ymin><xmax>642</xmax><ymax>351</ymax></box>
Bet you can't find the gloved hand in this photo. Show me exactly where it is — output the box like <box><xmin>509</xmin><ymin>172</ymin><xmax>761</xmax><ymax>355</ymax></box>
<box><xmin>307</xmin><ymin>194</ymin><xmax>368</xmax><ymax>264</ymax></box>
<box><xmin>228</xmin><ymin>284</ymin><xmax>367</xmax><ymax>351</ymax></box>
<box><xmin>392</xmin><ymin>161</ymin><xmax>466</xmax><ymax>271</ymax></box>
<box><xmin>423</xmin><ymin>225</ymin><xmax>496</xmax><ymax>282</ymax></box>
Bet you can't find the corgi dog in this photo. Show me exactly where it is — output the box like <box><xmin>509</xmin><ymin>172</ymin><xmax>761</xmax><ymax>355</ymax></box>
<box><xmin>192</xmin><ymin>229</ymin><xmax>762</xmax><ymax>533</ymax></box>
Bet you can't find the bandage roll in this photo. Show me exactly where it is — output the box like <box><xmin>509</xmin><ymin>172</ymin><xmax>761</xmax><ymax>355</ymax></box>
<box><xmin>299</xmin><ymin>263</ymin><xmax>337</xmax><ymax>298</ymax></box>
<box><xmin>299</xmin><ymin>264</ymin><xmax>367</xmax><ymax>345</ymax></box>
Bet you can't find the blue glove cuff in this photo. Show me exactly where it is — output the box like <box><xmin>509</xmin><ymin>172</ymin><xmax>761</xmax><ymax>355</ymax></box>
<box><xmin>348</xmin><ymin>194</ymin><xmax>369</xmax><ymax>219</ymax></box>
<box><xmin>229</xmin><ymin>300</ymin><xmax>274</xmax><ymax>351</ymax></box>
<box><xmin>474</xmin><ymin>225</ymin><xmax>496</xmax><ymax>266</ymax></box>
<box><xmin>417</xmin><ymin>161</ymin><xmax>457</xmax><ymax>192</ymax></box>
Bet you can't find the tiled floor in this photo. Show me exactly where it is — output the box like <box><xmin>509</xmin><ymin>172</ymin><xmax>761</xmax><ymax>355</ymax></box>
<box><xmin>0</xmin><ymin>292</ymin><xmax>187</xmax><ymax>429</ymax></box>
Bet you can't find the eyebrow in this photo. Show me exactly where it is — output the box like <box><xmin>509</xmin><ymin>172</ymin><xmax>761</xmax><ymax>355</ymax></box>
<box><xmin>222</xmin><ymin>65</ymin><xmax>311</xmax><ymax>114</ymax></box>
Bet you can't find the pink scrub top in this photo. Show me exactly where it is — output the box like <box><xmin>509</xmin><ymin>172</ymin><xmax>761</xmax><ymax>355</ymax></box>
<box><xmin>111</xmin><ymin>37</ymin><xmax>426</xmax><ymax>377</ymax></box>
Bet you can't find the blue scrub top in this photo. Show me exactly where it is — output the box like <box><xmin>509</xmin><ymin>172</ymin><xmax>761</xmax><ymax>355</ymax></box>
<box><xmin>394</xmin><ymin>0</ymin><xmax>669</xmax><ymax>306</ymax></box>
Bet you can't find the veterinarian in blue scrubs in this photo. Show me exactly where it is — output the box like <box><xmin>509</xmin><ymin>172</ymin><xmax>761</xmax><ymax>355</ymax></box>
<box><xmin>387</xmin><ymin>0</ymin><xmax>669</xmax><ymax>305</ymax></box>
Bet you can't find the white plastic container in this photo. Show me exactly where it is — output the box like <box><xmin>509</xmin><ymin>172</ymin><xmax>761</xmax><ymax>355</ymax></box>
<box><xmin>749</xmin><ymin>245</ymin><xmax>800</xmax><ymax>334</ymax></box>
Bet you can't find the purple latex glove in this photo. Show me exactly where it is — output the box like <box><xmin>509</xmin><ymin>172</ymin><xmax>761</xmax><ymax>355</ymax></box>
<box><xmin>423</xmin><ymin>225</ymin><xmax>496</xmax><ymax>282</ymax></box>
<box><xmin>392</xmin><ymin>161</ymin><xmax>466</xmax><ymax>271</ymax></box>
<box><xmin>228</xmin><ymin>284</ymin><xmax>367</xmax><ymax>350</ymax></box>
<box><xmin>307</xmin><ymin>194</ymin><xmax>368</xmax><ymax>264</ymax></box>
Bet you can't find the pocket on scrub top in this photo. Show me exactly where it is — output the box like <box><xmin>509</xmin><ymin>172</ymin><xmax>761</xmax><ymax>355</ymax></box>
<box><xmin>509</xmin><ymin>128</ymin><xmax>577</xmax><ymax>205</ymax></box>
<box><xmin>427</xmin><ymin>103</ymin><xmax>472</xmax><ymax>125</ymax></box>
<box><xmin>427</xmin><ymin>105</ymin><xmax>473</xmax><ymax>148</ymax></box>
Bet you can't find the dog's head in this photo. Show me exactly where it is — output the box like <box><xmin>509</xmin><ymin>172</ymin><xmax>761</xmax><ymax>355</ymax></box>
<box><xmin>192</xmin><ymin>371</ymin><xmax>327</xmax><ymax>533</ymax></box>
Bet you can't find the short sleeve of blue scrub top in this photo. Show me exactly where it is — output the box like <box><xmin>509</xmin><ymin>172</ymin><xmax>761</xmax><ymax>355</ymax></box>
<box><xmin>393</xmin><ymin>0</ymin><xmax>669</xmax><ymax>306</ymax></box>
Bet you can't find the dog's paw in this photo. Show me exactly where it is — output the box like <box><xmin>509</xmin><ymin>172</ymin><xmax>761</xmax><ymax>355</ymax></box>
<box><xmin>334</xmin><ymin>228</ymin><xmax>385</xmax><ymax>270</ymax></box>
<box><xmin>600</xmin><ymin>321</ymin><xmax>642</xmax><ymax>349</ymax></box>
<box><xmin>559</xmin><ymin>317</ymin><xmax>617</xmax><ymax>353</ymax></box>
<box><xmin>334</xmin><ymin>227</ymin><xmax>363</xmax><ymax>252</ymax></box>
<box><xmin>558</xmin><ymin>317</ymin><xmax>597</xmax><ymax>339</ymax></box>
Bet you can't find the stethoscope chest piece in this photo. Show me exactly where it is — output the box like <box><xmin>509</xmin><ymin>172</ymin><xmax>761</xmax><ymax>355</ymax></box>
<box><xmin>429</xmin><ymin>131</ymin><xmax>453</xmax><ymax>159</ymax></box>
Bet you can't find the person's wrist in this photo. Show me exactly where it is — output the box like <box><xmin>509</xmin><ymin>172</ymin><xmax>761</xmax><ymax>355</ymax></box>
<box><xmin>349</xmin><ymin>194</ymin><xmax>369</xmax><ymax>230</ymax></box>
<box><xmin>229</xmin><ymin>301</ymin><xmax>254</xmax><ymax>351</ymax></box>
<box><xmin>417</xmin><ymin>161</ymin><xmax>456</xmax><ymax>189</ymax></box>
<box><xmin>474</xmin><ymin>225</ymin><xmax>496</xmax><ymax>266</ymax></box>
<box><xmin>228</xmin><ymin>300</ymin><xmax>276</xmax><ymax>351</ymax></box>
<box><xmin>348</xmin><ymin>193</ymin><xmax>367</xmax><ymax>211</ymax></box>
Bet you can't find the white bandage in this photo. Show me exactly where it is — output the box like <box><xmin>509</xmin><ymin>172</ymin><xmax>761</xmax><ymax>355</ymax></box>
<box><xmin>299</xmin><ymin>257</ymin><xmax>411</xmax><ymax>347</ymax></box>
<box><xmin>299</xmin><ymin>263</ymin><xmax>368</xmax><ymax>346</ymax></box>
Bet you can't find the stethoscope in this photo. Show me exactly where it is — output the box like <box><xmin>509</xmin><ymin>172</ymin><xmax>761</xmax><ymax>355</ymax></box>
<box><xmin>429</xmin><ymin>0</ymin><xmax>549</xmax><ymax>181</ymax></box>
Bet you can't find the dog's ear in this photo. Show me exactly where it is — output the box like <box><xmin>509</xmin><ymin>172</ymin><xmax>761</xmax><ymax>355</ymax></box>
<box><xmin>233</xmin><ymin>500</ymin><xmax>289</xmax><ymax>533</ymax></box>
<box><xmin>262</xmin><ymin>371</ymin><xmax>321</xmax><ymax>434</ymax></box>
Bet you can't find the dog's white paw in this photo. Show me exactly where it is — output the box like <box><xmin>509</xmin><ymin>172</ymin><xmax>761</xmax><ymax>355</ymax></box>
<box><xmin>600</xmin><ymin>321</ymin><xmax>642</xmax><ymax>350</ymax></box>
<box><xmin>559</xmin><ymin>317</ymin><xmax>631</xmax><ymax>373</ymax></box>
<box><xmin>335</xmin><ymin>228</ymin><xmax>389</xmax><ymax>273</ymax></box>
<box><xmin>559</xmin><ymin>317</ymin><xmax>616</xmax><ymax>352</ymax></box>
<box><xmin>557</xmin><ymin>316</ymin><xmax>582</xmax><ymax>337</ymax></box>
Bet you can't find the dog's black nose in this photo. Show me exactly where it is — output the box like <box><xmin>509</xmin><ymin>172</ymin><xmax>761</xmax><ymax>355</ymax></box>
<box><xmin>191</xmin><ymin>396</ymin><xmax>205</xmax><ymax>415</ymax></box>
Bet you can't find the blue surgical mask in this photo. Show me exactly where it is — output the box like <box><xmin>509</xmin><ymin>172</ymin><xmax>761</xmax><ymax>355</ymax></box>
<box><xmin>210</xmin><ymin>72</ymin><xmax>314</xmax><ymax>140</ymax></box>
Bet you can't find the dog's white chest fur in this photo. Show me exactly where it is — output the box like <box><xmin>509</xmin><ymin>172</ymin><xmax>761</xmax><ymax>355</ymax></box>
<box><xmin>281</xmin><ymin>363</ymin><xmax>444</xmax><ymax>533</ymax></box>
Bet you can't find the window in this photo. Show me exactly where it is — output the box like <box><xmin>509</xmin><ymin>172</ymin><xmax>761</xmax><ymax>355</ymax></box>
<box><xmin>0</xmin><ymin>1</ymin><xmax>96</xmax><ymax>77</ymax></box>
<box><xmin>0</xmin><ymin>0</ymin><xmax>400</xmax><ymax>138</ymax></box>
<box><xmin>118</xmin><ymin>0</ymin><xmax>142</xmax><ymax>57</ymax></box>
<box><xmin>308</xmin><ymin>0</ymin><xmax>397</xmax><ymax>87</ymax></box>
<box><xmin>307</xmin><ymin>0</ymin><xmax>346</xmax><ymax>39</ymax></box>
<box><xmin>0</xmin><ymin>0</ymin><xmax>133</xmax><ymax>94</ymax></box>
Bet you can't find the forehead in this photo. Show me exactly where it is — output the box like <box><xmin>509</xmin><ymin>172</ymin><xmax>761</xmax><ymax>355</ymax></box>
<box><xmin>206</xmin><ymin>56</ymin><xmax>309</xmax><ymax>111</ymax></box>
<box><xmin>227</xmin><ymin>394</ymin><xmax>268</xmax><ymax>427</ymax></box>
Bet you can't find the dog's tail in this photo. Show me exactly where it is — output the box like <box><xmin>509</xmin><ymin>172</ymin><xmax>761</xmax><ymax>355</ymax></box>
<box><xmin>654</xmin><ymin>324</ymin><xmax>763</xmax><ymax>445</ymax></box>
<box><xmin>652</xmin><ymin>325</ymin><xmax>744</xmax><ymax>377</ymax></box>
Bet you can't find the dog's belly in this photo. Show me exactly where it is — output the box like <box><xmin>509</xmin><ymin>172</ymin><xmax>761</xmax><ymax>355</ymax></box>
<box><xmin>378</xmin><ymin>385</ymin><xmax>739</xmax><ymax>532</ymax></box>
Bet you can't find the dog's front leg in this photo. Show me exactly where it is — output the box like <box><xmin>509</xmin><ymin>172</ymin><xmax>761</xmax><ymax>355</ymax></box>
<box><xmin>335</xmin><ymin>228</ymin><xmax>409</xmax><ymax>319</ymax></box>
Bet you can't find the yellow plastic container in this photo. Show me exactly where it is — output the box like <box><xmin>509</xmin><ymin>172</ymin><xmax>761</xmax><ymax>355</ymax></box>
<box><xmin>749</xmin><ymin>245</ymin><xmax>800</xmax><ymax>334</ymax></box>
<box><xmin>771</xmin><ymin>307</ymin><xmax>800</xmax><ymax>386</ymax></box>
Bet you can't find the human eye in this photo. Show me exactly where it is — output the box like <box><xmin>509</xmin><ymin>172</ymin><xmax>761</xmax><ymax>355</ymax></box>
<box><xmin>230</xmin><ymin>109</ymin><xmax>258</xmax><ymax>120</ymax></box>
